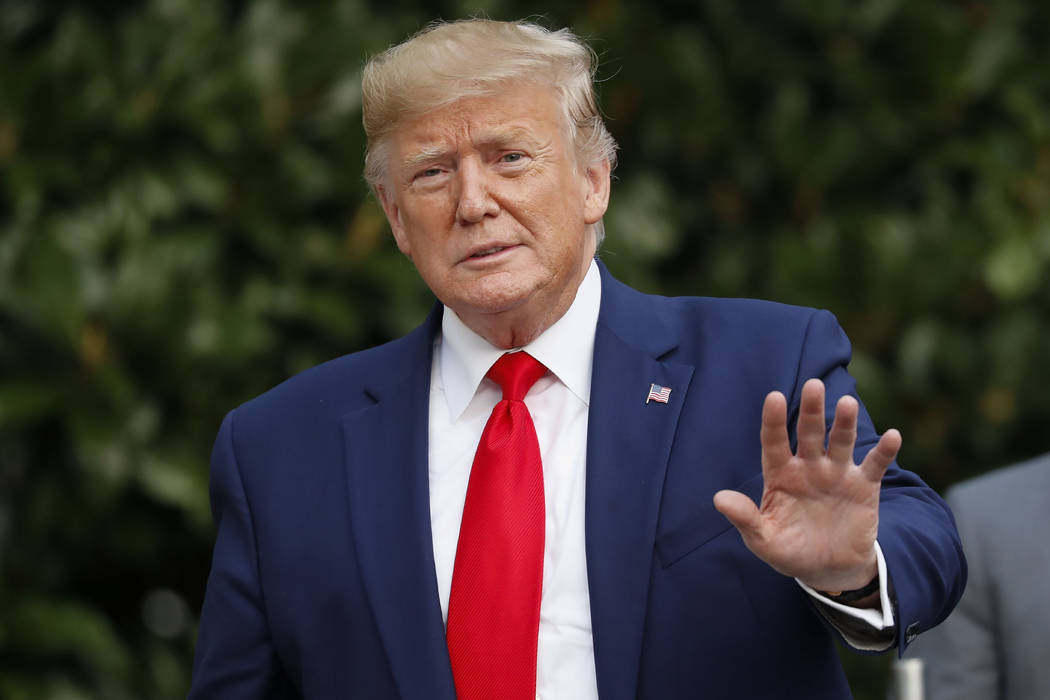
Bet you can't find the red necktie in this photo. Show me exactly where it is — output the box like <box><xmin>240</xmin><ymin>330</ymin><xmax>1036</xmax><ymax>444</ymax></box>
<box><xmin>446</xmin><ymin>351</ymin><xmax>548</xmax><ymax>700</ymax></box>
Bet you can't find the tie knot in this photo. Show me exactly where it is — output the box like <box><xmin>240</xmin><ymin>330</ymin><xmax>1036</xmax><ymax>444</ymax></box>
<box><xmin>487</xmin><ymin>352</ymin><xmax>547</xmax><ymax>402</ymax></box>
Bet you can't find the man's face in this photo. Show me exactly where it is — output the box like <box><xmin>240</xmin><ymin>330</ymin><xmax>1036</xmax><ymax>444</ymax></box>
<box><xmin>376</xmin><ymin>83</ymin><xmax>610</xmax><ymax>347</ymax></box>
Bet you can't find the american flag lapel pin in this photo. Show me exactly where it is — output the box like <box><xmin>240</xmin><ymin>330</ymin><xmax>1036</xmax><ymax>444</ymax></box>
<box><xmin>646</xmin><ymin>383</ymin><xmax>671</xmax><ymax>404</ymax></box>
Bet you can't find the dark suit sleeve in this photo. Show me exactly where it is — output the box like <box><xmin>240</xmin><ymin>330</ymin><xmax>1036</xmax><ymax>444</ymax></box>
<box><xmin>793</xmin><ymin>310</ymin><xmax>967</xmax><ymax>655</ymax></box>
<box><xmin>189</xmin><ymin>410</ymin><xmax>296</xmax><ymax>699</ymax></box>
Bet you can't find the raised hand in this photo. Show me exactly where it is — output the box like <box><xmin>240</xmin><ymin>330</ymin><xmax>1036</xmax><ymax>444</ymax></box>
<box><xmin>713</xmin><ymin>378</ymin><xmax>901</xmax><ymax>600</ymax></box>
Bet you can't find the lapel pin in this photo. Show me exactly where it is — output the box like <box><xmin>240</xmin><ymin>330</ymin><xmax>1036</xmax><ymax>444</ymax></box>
<box><xmin>646</xmin><ymin>383</ymin><xmax>671</xmax><ymax>404</ymax></box>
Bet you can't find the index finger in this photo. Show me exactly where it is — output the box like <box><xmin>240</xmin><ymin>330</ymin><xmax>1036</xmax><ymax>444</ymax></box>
<box><xmin>860</xmin><ymin>428</ymin><xmax>902</xmax><ymax>483</ymax></box>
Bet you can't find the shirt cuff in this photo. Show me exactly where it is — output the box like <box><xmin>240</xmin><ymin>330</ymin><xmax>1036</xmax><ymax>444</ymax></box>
<box><xmin>795</xmin><ymin>541</ymin><xmax>896</xmax><ymax>651</ymax></box>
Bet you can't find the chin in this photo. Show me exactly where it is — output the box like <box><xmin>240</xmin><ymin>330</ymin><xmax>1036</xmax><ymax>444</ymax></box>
<box><xmin>461</xmin><ymin>274</ymin><xmax>537</xmax><ymax>308</ymax></box>
<box><xmin>462</xmin><ymin>292</ymin><xmax>530</xmax><ymax>317</ymax></box>
<box><xmin>450</xmin><ymin>285</ymin><xmax>539</xmax><ymax>321</ymax></box>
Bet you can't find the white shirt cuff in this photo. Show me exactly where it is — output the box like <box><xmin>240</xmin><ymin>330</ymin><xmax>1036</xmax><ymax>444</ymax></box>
<box><xmin>795</xmin><ymin>541</ymin><xmax>896</xmax><ymax>650</ymax></box>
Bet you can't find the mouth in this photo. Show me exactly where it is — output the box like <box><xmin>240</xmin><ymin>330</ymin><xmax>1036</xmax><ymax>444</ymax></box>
<box><xmin>463</xmin><ymin>244</ymin><xmax>518</xmax><ymax>261</ymax></box>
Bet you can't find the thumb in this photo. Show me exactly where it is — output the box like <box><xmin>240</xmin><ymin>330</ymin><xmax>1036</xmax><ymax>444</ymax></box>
<box><xmin>713</xmin><ymin>489</ymin><xmax>763</xmax><ymax>538</ymax></box>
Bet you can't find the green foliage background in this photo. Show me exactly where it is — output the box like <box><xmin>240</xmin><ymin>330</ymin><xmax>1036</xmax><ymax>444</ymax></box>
<box><xmin>2</xmin><ymin>0</ymin><xmax>1048</xmax><ymax>697</ymax></box>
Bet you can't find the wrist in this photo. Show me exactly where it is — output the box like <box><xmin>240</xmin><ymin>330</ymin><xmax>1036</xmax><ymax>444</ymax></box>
<box><xmin>819</xmin><ymin>572</ymin><xmax>879</xmax><ymax>604</ymax></box>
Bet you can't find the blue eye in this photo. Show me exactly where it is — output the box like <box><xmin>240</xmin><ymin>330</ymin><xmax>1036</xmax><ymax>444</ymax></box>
<box><xmin>421</xmin><ymin>168</ymin><xmax>442</xmax><ymax>177</ymax></box>
<box><xmin>502</xmin><ymin>153</ymin><xmax>523</xmax><ymax>162</ymax></box>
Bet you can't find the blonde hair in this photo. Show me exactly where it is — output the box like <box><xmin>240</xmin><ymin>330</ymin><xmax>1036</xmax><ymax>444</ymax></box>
<box><xmin>361</xmin><ymin>18</ymin><xmax>618</xmax><ymax>189</ymax></box>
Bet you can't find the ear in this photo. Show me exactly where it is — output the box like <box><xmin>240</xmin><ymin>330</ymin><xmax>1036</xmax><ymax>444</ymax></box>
<box><xmin>582</xmin><ymin>158</ymin><xmax>612</xmax><ymax>225</ymax></box>
<box><xmin>376</xmin><ymin>184</ymin><xmax>412</xmax><ymax>258</ymax></box>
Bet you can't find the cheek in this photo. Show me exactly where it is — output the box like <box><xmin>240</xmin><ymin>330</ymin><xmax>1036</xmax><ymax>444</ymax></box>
<box><xmin>390</xmin><ymin>226</ymin><xmax>414</xmax><ymax>257</ymax></box>
<box><xmin>438</xmin><ymin>197</ymin><xmax>464</xmax><ymax>226</ymax></box>
<box><xmin>520</xmin><ymin>184</ymin><xmax>576</xmax><ymax>225</ymax></box>
<box><xmin>398</xmin><ymin>202</ymin><xmax>448</xmax><ymax>247</ymax></box>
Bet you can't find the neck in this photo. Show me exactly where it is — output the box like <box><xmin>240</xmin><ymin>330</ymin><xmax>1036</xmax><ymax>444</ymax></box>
<box><xmin>474</xmin><ymin>313</ymin><xmax>560</xmax><ymax>350</ymax></box>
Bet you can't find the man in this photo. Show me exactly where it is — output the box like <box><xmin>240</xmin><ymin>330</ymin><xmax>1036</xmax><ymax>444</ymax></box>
<box><xmin>190</xmin><ymin>19</ymin><xmax>965</xmax><ymax>699</ymax></box>
<box><xmin>902</xmin><ymin>453</ymin><xmax>1050</xmax><ymax>699</ymax></box>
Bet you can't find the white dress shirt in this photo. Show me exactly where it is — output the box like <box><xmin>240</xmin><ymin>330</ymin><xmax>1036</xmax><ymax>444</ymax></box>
<box><xmin>427</xmin><ymin>261</ymin><xmax>895</xmax><ymax>699</ymax></box>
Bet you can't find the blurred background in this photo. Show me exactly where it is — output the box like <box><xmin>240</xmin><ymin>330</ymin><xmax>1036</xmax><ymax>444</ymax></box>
<box><xmin>2</xmin><ymin>0</ymin><xmax>1049</xmax><ymax>697</ymax></box>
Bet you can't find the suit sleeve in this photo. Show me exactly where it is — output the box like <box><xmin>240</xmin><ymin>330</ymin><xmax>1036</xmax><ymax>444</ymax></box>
<box><xmin>189</xmin><ymin>410</ymin><xmax>295</xmax><ymax>699</ymax></box>
<box><xmin>791</xmin><ymin>310</ymin><xmax>967</xmax><ymax>654</ymax></box>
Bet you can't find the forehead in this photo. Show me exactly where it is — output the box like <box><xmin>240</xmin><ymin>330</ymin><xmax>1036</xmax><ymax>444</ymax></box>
<box><xmin>390</xmin><ymin>83</ymin><xmax>568</xmax><ymax>157</ymax></box>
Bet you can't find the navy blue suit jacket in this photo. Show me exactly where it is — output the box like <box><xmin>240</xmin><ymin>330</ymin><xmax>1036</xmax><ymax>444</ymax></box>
<box><xmin>190</xmin><ymin>263</ymin><xmax>965</xmax><ymax>699</ymax></box>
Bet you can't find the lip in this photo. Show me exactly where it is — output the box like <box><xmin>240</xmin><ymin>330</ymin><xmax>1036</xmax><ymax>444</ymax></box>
<box><xmin>459</xmin><ymin>243</ymin><xmax>521</xmax><ymax>264</ymax></box>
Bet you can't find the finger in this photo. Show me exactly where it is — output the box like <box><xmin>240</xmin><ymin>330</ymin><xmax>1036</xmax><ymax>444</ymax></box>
<box><xmin>825</xmin><ymin>394</ymin><xmax>859</xmax><ymax>466</ymax></box>
<box><xmin>859</xmin><ymin>428</ymin><xmax>902</xmax><ymax>483</ymax></box>
<box><xmin>760</xmin><ymin>391</ymin><xmax>793</xmax><ymax>469</ymax></box>
<box><xmin>795</xmin><ymin>378</ymin><xmax>827</xmax><ymax>460</ymax></box>
<box><xmin>713</xmin><ymin>489</ymin><xmax>763</xmax><ymax>539</ymax></box>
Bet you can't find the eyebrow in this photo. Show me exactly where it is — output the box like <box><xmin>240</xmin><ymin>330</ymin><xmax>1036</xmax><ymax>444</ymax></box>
<box><xmin>399</xmin><ymin>127</ymin><xmax>541</xmax><ymax>171</ymax></box>
<box><xmin>401</xmin><ymin>145</ymin><xmax>451</xmax><ymax>171</ymax></box>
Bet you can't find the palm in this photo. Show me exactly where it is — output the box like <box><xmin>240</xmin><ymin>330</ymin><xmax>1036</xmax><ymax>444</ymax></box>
<box><xmin>714</xmin><ymin>379</ymin><xmax>900</xmax><ymax>594</ymax></box>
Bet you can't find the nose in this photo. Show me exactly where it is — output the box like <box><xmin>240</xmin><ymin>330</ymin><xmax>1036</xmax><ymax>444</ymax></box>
<box><xmin>455</xmin><ymin>158</ymin><xmax>500</xmax><ymax>224</ymax></box>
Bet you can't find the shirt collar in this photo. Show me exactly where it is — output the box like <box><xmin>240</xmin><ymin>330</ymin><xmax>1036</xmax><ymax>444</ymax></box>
<box><xmin>439</xmin><ymin>260</ymin><xmax>601</xmax><ymax>422</ymax></box>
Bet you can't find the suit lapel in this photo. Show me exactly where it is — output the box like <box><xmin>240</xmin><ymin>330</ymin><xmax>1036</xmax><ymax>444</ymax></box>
<box><xmin>342</xmin><ymin>307</ymin><xmax>457</xmax><ymax>700</ymax></box>
<box><xmin>586</xmin><ymin>266</ymin><xmax>695</xmax><ymax>699</ymax></box>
